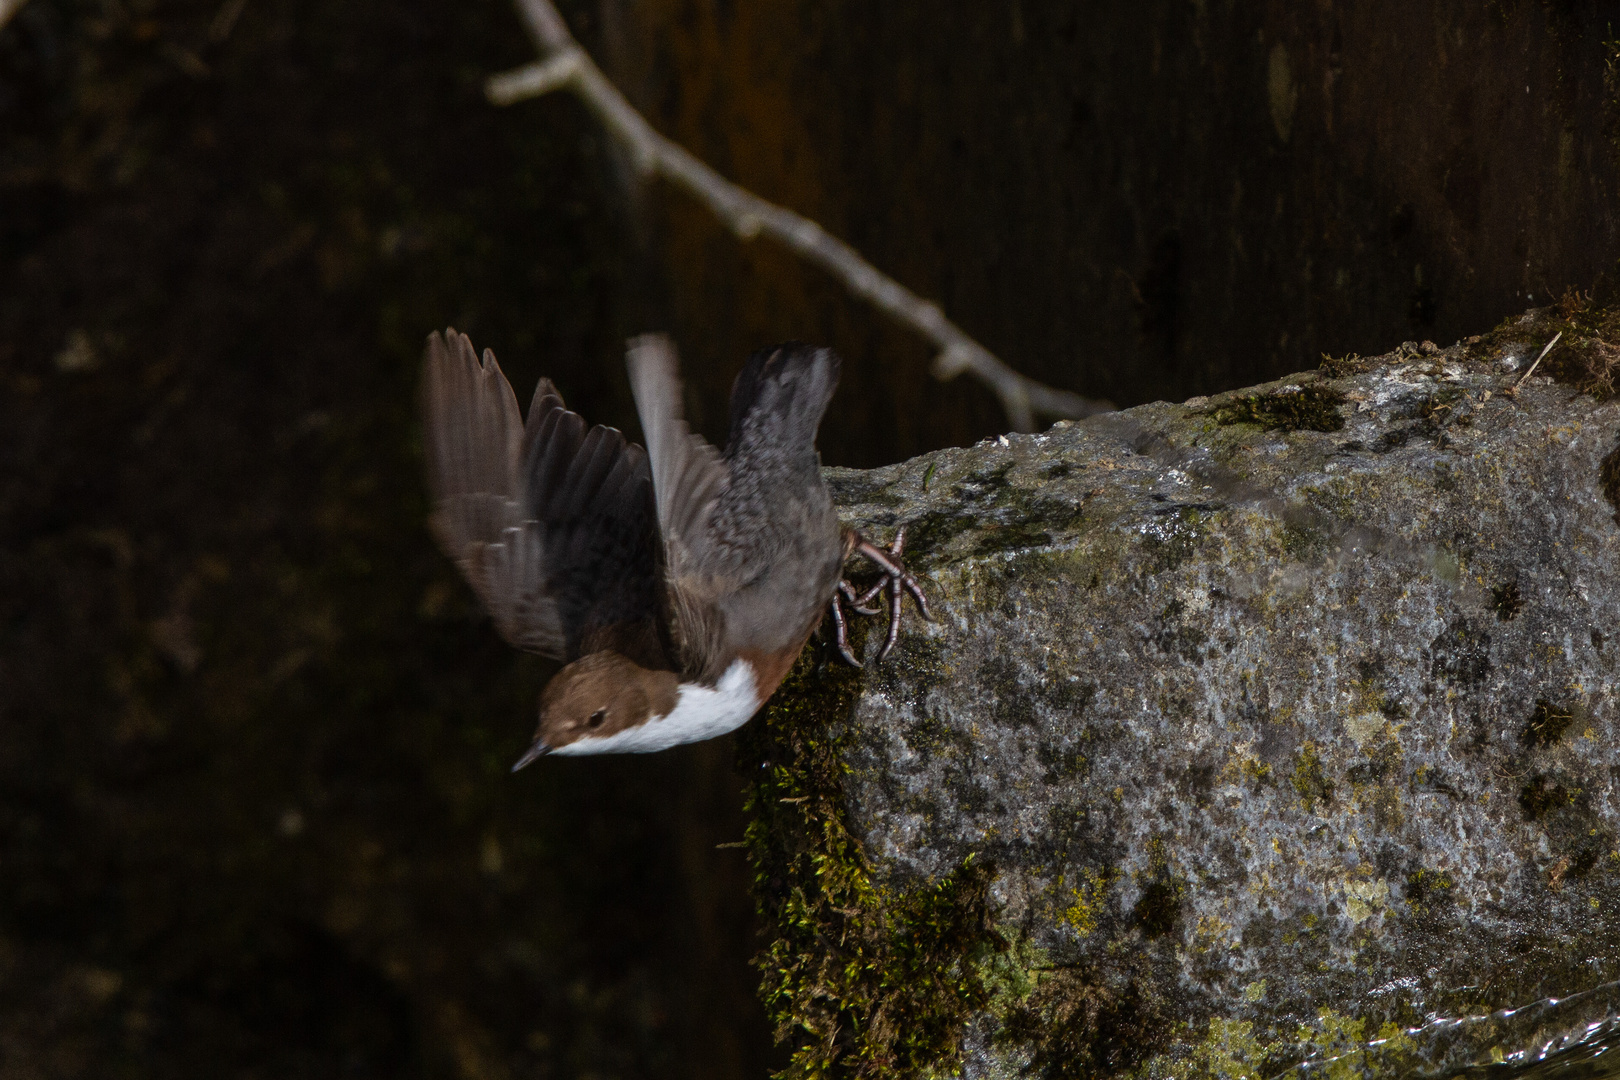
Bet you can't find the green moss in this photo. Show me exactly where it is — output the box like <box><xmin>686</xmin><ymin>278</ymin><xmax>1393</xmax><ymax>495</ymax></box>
<box><xmin>1132</xmin><ymin>837</ymin><xmax>1187</xmax><ymax>939</ymax></box>
<box><xmin>1490</xmin><ymin>580</ymin><xmax>1525</xmax><ymax>621</ymax></box>
<box><xmin>978</xmin><ymin>934</ymin><xmax>1044</xmax><ymax>1019</ymax></box>
<box><xmin>1058</xmin><ymin>868</ymin><xmax>1113</xmax><ymax>936</ymax></box>
<box><xmin>1417</xmin><ymin>386</ymin><xmax>1467</xmax><ymax>422</ymax></box>
<box><xmin>1303</xmin><ymin>1011</ymin><xmax>1419</xmax><ymax>1080</ymax></box>
<box><xmin>1519</xmin><ymin>774</ymin><xmax>1577</xmax><ymax>820</ymax></box>
<box><xmin>996</xmin><ymin>963</ymin><xmax>1171</xmax><ymax>1080</ymax></box>
<box><xmin>1212</xmin><ymin>385</ymin><xmax>1347</xmax><ymax>433</ymax></box>
<box><xmin>1228</xmin><ymin>756</ymin><xmax>1272</xmax><ymax>790</ymax></box>
<box><xmin>1159</xmin><ymin>1016</ymin><xmax>1285</xmax><ymax>1080</ymax></box>
<box><xmin>1403</xmin><ymin>868</ymin><xmax>1455</xmax><ymax>916</ymax></box>
<box><xmin>738</xmin><ymin>651</ymin><xmax>1006</xmax><ymax>1079</ymax></box>
<box><xmin>1133</xmin><ymin>880</ymin><xmax>1184</xmax><ymax>938</ymax></box>
<box><xmin>1472</xmin><ymin>294</ymin><xmax>1620</xmax><ymax>400</ymax></box>
<box><xmin>1292</xmin><ymin>741</ymin><xmax>1333</xmax><ymax>811</ymax></box>
<box><xmin>1541</xmin><ymin>293</ymin><xmax>1620</xmax><ymax>399</ymax></box>
<box><xmin>1280</xmin><ymin>519</ymin><xmax>1330</xmax><ymax>561</ymax></box>
<box><xmin>1144</xmin><ymin>1008</ymin><xmax>1424</xmax><ymax>1080</ymax></box>
<box><xmin>902</xmin><ymin>709</ymin><xmax>975</xmax><ymax>756</ymax></box>
<box><xmin>1346</xmin><ymin>728</ymin><xmax>1403</xmax><ymax>786</ymax></box>
<box><xmin>740</xmin><ymin>654</ymin><xmax>1182</xmax><ymax>1079</ymax></box>
<box><xmin>1522</xmin><ymin>699</ymin><xmax>1575</xmax><ymax>748</ymax></box>
<box><xmin>1319</xmin><ymin>351</ymin><xmax>1373</xmax><ymax>377</ymax></box>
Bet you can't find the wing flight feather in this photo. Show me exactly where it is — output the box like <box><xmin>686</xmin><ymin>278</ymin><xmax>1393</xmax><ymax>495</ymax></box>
<box><xmin>423</xmin><ymin>329</ymin><xmax>662</xmax><ymax>664</ymax></box>
<box><xmin>625</xmin><ymin>335</ymin><xmax>730</xmax><ymax>569</ymax></box>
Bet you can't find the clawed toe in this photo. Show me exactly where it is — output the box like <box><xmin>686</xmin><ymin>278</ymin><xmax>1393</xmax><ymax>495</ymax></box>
<box><xmin>839</xmin><ymin>579</ymin><xmax>882</xmax><ymax>617</ymax></box>
<box><xmin>827</xmin><ymin>585</ymin><xmax>861</xmax><ymax>665</ymax></box>
<box><xmin>828</xmin><ymin>526</ymin><xmax>932</xmax><ymax>665</ymax></box>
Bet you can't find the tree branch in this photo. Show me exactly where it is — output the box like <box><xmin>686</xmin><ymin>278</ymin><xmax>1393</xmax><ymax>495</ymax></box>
<box><xmin>491</xmin><ymin>0</ymin><xmax>1113</xmax><ymax>431</ymax></box>
<box><xmin>0</xmin><ymin>0</ymin><xmax>31</xmax><ymax>33</ymax></box>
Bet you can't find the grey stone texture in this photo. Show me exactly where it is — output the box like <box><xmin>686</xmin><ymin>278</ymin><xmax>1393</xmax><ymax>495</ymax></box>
<box><xmin>818</xmin><ymin>313</ymin><xmax>1620</xmax><ymax>1077</ymax></box>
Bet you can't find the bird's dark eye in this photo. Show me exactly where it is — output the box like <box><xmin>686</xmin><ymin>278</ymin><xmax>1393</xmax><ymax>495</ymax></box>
<box><xmin>587</xmin><ymin>709</ymin><xmax>607</xmax><ymax>729</ymax></box>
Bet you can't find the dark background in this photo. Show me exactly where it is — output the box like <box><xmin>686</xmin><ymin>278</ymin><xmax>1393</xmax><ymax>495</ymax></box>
<box><xmin>0</xmin><ymin>1</ymin><xmax>1615</xmax><ymax>1077</ymax></box>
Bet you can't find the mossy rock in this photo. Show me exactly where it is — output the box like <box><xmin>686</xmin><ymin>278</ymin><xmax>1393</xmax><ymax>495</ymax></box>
<box><xmin>744</xmin><ymin>307</ymin><xmax>1620</xmax><ymax>1078</ymax></box>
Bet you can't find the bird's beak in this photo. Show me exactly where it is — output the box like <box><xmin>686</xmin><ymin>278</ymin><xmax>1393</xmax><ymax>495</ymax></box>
<box><xmin>511</xmin><ymin>740</ymin><xmax>553</xmax><ymax>772</ymax></box>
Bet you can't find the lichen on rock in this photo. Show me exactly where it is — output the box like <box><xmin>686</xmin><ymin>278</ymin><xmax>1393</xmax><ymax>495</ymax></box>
<box><xmin>744</xmin><ymin>306</ymin><xmax>1620</xmax><ymax>1078</ymax></box>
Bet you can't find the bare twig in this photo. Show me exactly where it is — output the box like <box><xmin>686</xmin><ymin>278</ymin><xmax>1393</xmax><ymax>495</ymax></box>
<box><xmin>1501</xmin><ymin>331</ymin><xmax>1562</xmax><ymax>400</ymax></box>
<box><xmin>491</xmin><ymin>0</ymin><xmax>1112</xmax><ymax>431</ymax></box>
<box><xmin>208</xmin><ymin>0</ymin><xmax>250</xmax><ymax>45</ymax></box>
<box><xmin>1512</xmin><ymin>330</ymin><xmax>1562</xmax><ymax>390</ymax></box>
<box><xmin>0</xmin><ymin>0</ymin><xmax>31</xmax><ymax>33</ymax></box>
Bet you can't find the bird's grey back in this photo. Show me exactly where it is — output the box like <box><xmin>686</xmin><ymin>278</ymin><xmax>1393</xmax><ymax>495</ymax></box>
<box><xmin>625</xmin><ymin>337</ymin><xmax>845</xmax><ymax>679</ymax></box>
<box><xmin>708</xmin><ymin>344</ymin><xmax>844</xmax><ymax>656</ymax></box>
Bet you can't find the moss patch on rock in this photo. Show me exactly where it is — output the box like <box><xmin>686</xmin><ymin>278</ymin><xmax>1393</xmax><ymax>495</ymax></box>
<box><xmin>1522</xmin><ymin>699</ymin><xmax>1575</xmax><ymax>748</ymax></box>
<box><xmin>1144</xmin><ymin>1011</ymin><xmax>1407</xmax><ymax>1080</ymax></box>
<box><xmin>773</xmin><ymin>307</ymin><xmax>1620</xmax><ymax>1077</ymax></box>
<box><xmin>1542</xmin><ymin>291</ymin><xmax>1620</xmax><ymax>399</ymax></box>
<box><xmin>737</xmin><ymin>649</ymin><xmax>1007</xmax><ymax>1079</ymax></box>
<box><xmin>1468</xmin><ymin>294</ymin><xmax>1620</xmax><ymax>400</ymax></box>
<box><xmin>1402</xmin><ymin>868</ymin><xmax>1455</xmax><ymax>919</ymax></box>
<box><xmin>1319</xmin><ymin>351</ymin><xmax>1376</xmax><ymax>377</ymax></box>
<box><xmin>1490</xmin><ymin>580</ymin><xmax>1525</xmax><ymax>621</ymax></box>
<box><xmin>1291</xmin><ymin>742</ymin><xmax>1333</xmax><ymax>812</ymax></box>
<box><xmin>997</xmin><ymin>964</ymin><xmax>1171</xmax><ymax>1080</ymax></box>
<box><xmin>1519</xmin><ymin>774</ymin><xmax>1578</xmax><ymax>820</ymax></box>
<box><xmin>1212</xmin><ymin>385</ymin><xmax>1347</xmax><ymax>432</ymax></box>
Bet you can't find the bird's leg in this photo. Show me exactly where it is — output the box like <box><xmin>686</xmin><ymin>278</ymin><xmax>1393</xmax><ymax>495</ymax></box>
<box><xmin>829</xmin><ymin>525</ymin><xmax>933</xmax><ymax>665</ymax></box>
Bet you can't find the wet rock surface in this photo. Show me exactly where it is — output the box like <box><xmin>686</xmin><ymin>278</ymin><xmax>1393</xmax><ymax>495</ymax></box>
<box><xmin>748</xmin><ymin>309</ymin><xmax>1620</xmax><ymax>1078</ymax></box>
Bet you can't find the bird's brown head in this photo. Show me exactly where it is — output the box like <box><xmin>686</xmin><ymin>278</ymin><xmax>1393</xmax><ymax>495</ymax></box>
<box><xmin>512</xmin><ymin>651</ymin><xmax>681</xmax><ymax>767</ymax></box>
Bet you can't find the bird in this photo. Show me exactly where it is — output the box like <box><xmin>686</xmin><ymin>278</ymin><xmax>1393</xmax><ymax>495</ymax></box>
<box><xmin>420</xmin><ymin>329</ymin><xmax>930</xmax><ymax>764</ymax></box>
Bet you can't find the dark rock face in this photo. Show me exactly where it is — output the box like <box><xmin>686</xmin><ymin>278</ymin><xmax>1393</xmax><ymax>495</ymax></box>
<box><xmin>747</xmin><ymin>309</ymin><xmax>1620</xmax><ymax>1077</ymax></box>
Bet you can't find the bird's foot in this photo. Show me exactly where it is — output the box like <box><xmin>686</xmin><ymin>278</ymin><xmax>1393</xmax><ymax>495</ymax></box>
<box><xmin>830</xmin><ymin>526</ymin><xmax>932</xmax><ymax>665</ymax></box>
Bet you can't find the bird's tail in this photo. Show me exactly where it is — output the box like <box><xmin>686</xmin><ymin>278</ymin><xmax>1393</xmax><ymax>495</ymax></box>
<box><xmin>724</xmin><ymin>342</ymin><xmax>841</xmax><ymax>461</ymax></box>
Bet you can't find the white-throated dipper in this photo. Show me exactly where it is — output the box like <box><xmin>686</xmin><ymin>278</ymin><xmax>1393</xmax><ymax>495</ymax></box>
<box><xmin>421</xmin><ymin>330</ymin><xmax>929</xmax><ymax>764</ymax></box>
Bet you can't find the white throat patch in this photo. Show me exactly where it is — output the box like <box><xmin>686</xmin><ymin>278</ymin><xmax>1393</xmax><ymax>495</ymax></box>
<box><xmin>551</xmin><ymin>659</ymin><xmax>760</xmax><ymax>755</ymax></box>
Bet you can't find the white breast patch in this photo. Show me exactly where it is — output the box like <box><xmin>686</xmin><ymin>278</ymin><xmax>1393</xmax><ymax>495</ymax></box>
<box><xmin>550</xmin><ymin>659</ymin><xmax>760</xmax><ymax>755</ymax></box>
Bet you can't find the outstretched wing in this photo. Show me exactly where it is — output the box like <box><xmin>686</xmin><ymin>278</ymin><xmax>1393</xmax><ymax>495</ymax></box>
<box><xmin>519</xmin><ymin>375</ymin><xmax>665</xmax><ymax>663</ymax></box>
<box><xmin>624</xmin><ymin>335</ymin><xmax>731</xmax><ymax>672</ymax></box>
<box><xmin>625</xmin><ymin>335</ymin><xmax>730</xmax><ymax>569</ymax></box>
<box><xmin>422</xmin><ymin>330</ymin><xmax>663</xmax><ymax>664</ymax></box>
